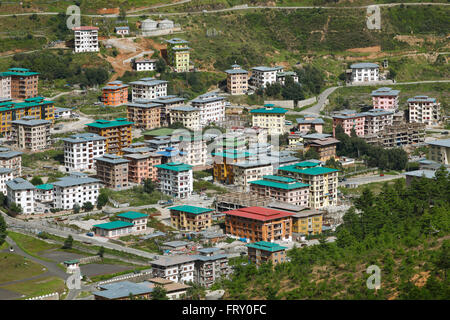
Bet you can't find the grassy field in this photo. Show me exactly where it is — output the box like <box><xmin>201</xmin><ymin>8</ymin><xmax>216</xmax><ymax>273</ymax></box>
<box><xmin>0</xmin><ymin>276</ymin><xmax>66</xmax><ymax>299</ymax></box>
<box><xmin>339</xmin><ymin>178</ymin><xmax>405</xmax><ymax>196</ymax></box>
<box><xmin>101</xmin><ymin>187</ymin><xmax>171</xmax><ymax>207</ymax></box>
<box><xmin>0</xmin><ymin>253</ymin><xmax>46</xmax><ymax>283</ymax></box>
<box><xmin>7</xmin><ymin>231</ymin><xmax>60</xmax><ymax>261</ymax></box>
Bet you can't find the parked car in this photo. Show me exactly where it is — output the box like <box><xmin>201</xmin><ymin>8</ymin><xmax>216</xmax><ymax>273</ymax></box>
<box><xmin>86</xmin><ymin>232</ymin><xmax>94</xmax><ymax>237</ymax></box>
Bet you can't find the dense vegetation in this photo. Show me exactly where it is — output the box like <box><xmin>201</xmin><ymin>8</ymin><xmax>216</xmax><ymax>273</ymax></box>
<box><xmin>216</xmin><ymin>167</ymin><xmax>450</xmax><ymax>299</ymax></box>
<box><xmin>335</xmin><ymin>125</ymin><xmax>408</xmax><ymax>171</ymax></box>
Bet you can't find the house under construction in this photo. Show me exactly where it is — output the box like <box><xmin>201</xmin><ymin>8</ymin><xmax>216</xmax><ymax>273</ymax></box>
<box><xmin>215</xmin><ymin>192</ymin><xmax>272</xmax><ymax>212</ymax></box>
<box><xmin>363</xmin><ymin>122</ymin><xmax>425</xmax><ymax>148</ymax></box>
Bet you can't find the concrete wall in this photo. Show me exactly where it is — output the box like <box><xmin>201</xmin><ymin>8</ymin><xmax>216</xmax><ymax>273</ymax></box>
<box><xmin>264</xmin><ymin>97</ymin><xmax>317</xmax><ymax>109</ymax></box>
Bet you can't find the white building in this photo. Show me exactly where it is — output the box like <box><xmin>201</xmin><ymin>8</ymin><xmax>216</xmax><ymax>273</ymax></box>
<box><xmin>34</xmin><ymin>184</ymin><xmax>54</xmax><ymax>204</ymax></box>
<box><xmin>168</xmin><ymin>106</ymin><xmax>201</xmax><ymax>131</ymax></box>
<box><xmin>11</xmin><ymin>117</ymin><xmax>51</xmax><ymax>151</ymax></box>
<box><xmin>54</xmin><ymin>107</ymin><xmax>72</xmax><ymax>119</ymax></box>
<box><xmin>0</xmin><ymin>147</ymin><xmax>23</xmax><ymax>178</ymax></box>
<box><xmin>408</xmin><ymin>95</ymin><xmax>441</xmax><ymax>126</ymax></box>
<box><xmin>52</xmin><ymin>173</ymin><xmax>101</xmax><ymax>210</ymax></box>
<box><xmin>115</xmin><ymin>26</ymin><xmax>129</xmax><ymax>35</ymax></box>
<box><xmin>73</xmin><ymin>26</ymin><xmax>99</xmax><ymax>53</ymax></box>
<box><xmin>150</xmin><ymin>255</ymin><xmax>196</xmax><ymax>283</ymax></box>
<box><xmin>132</xmin><ymin>59</ymin><xmax>157</xmax><ymax>72</ymax></box>
<box><xmin>155</xmin><ymin>162</ymin><xmax>193</xmax><ymax>199</ymax></box>
<box><xmin>276</xmin><ymin>71</ymin><xmax>299</xmax><ymax>86</ymax></box>
<box><xmin>6</xmin><ymin>178</ymin><xmax>35</xmax><ymax>214</ymax></box>
<box><xmin>116</xmin><ymin>211</ymin><xmax>149</xmax><ymax>233</ymax></box>
<box><xmin>190</xmin><ymin>92</ymin><xmax>226</xmax><ymax>127</ymax></box>
<box><xmin>250</xmin><ymin>66</ymin><xmax>284</xmax><ymax>88</ymax></box>
<box><xmin>350</xmin><ymin>63</ymin><xmax>379</xmax><ymax>83</ymax></box>
<box><xmin>62</xmin><ymin>133</ymin><xmax>106</xmax><ymax>172</ymax></box>
<box><xmin>232</xmin><ymin>160</ymin><xmax>274</xmax><ymax>192</ymax></box>
<box><xmin>0</xmin><ymin>167</ymin><xmax>13</xmax><ymax>195</ymax></box>
<box><xmin>0</xmin><ymin>74</ymin><xmax>11</xmax><ymax>99</ymax></box>
<box><xmin>129</xmin><ymin>78</ymin><xmax>168</xmax><ymax>101</ymax></box>
<box><xmin>177</xmin><ymin>135</ymin><xmax>207</xmax><ymax>167</ymax></box>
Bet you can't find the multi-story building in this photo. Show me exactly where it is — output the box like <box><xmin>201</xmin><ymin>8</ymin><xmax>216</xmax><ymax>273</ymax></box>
<box><xmin>212</xmin><ymin>149</ymin><xmax>251</xmax><ymax>185</ymax></box>
<box><xmin>276</xmin><ymin>71</ymin><xmax>299</xmax><ymax>85</ymax></box>
<box><xmin>34</xmin><ymin>184</ymin><xmax>54</xmax><ymax>204</ymax></box>
<box><xmin>146</xmin><ymin>95</ymin><xmax>186</xmax><ymax>126</ymax></box>
<box><xmin>225</xmin><ymin>64</ymin><xmax>248</xmax><ymax>95</ymax></box>
<box><xmin>296</xmin><ymin>115</ymin><xmax>324</xmax><ymax>134</ymax></box>
<box><xmin>176</xmin><ymin>134</ymin><xmax>207</xmax><ymax>167</ymax></box>
<box><xmin>0</xmin><ymin>68</ymin><xmax>39</xmax><ymax>100</ymax></box>
<box><xmin>155</xmin><ymin>162</ymin><xmax>193</xmax><ymax>199</ymax></box>
<box><xmin>116</xmin><ymin>211</ymin><xmax>148</xmax><ymax>233</ymax></box>
<box><xmin>427</xmin><ymin>138</ymin><xmax>450</xmax><ymax>165</ymax></box>
<box><xmin>0</xmin><ymin>167</ymin><xmax>13</xmax><ymax>195</ymax></box>
<box><xmin>132</xmin><ymin>59</ymin><xmax>157</xmax><ymax>72</ymax></box>
<box><xmin>246</xmin><ymin>241</ymin><xmax>287</xmax><ymax>267</ymax></box>
<box><xmin>332</xmin><ymin>109</ymin><xmax>366</xmax><ymax>137</ymax></box>
<box><xmin>371</xmin><ymin>87</ymin><xmax>400</xmax><ymax>111</ymax></box>
<box><xmin>303</xmin><ymin>136</ymin><xmax>340</xmax><ymax>162</ymax></box>
<box><xmin>362</xmin><ymin>109</ymin><xmax>394</xmax><ymax>135</ymax></box>
<box><xmin>6</xmin><ymin>178</ymin><xmax>35</xmax><ymax>214</ymax></box>
<box><xmin>165</xmin><ymin>38</ymin><xmax>191</xmax><ymax>73</ymax></box>
<box><xmin>168</xmin><ymin>106</ymin><xmax>201</xmax><ymax>131</ymax></box>
<box><xmin>127</xmin><ymin>100</ymin><xmax>162</xmax><ymax>130</ymax></box>
<box><xmin>11</xmin><ymin>117</ymin><xmax>51</xmax><ymax>151</ymax></box>
<box><xmin>85</xmin><ymin>118</ymin><xmax>134</xmax><ymax>155</ymax></box>
<box><xmin>62</xmin><ymin>133</ymin><xmax>106</xmax><ymax>172</ymax></box>
<box><xmin>292</xmin><ymin>209</ymin><xmax>323</xmax><ymax>236</ymax></box>
<box><xmin>193</xmin><ymin>248</ymin><xmax>230</xmax><ymax>288</ymax></box>
<box><xmin>129</xmin><ymin>78</ymin><xmax>168</xmax><ymax>102</ymax></box>
<box><xmin>250</xmin><ymin>66</ymin><xmax>284</xmax><ymax>88</ymax></box>
<box><xmin>231</xmin><ymin>160</ymin><xmax>274</xmax><ymax>191</ymax></box>
<box><xmin>278</xmin><ymin>164</ymin><xmax>339</xmax><ymax>209</ymax></box>
<box><xmin>349</xmin><ymin>63</ymin><xmax>379</xmax><ymax>83</ymax></box>
<box><xmin>123</xmin><ymin>148</ymin><xmax>162</xmax><ymax>184</ymax></box>
<box><xmin>0</xmin><ymin>97</ymin><xmax>54</xmax><ymax>135</ymax></box>
<box><xmin>251</xmin><ymin>106</ymin><xmax>287</xmax><ymax>136</ymax></box>
<box><xmin>0</xmin><ymin>147</ymin><xmax>22</xmax><ymax>178</ymax></box>
<box><xmin>52</xmin><ymin>172</ymin><xmax>101</xmax><ymax>210</ymax></box>
<box><xmin>101</xmin><ymin>81</ymin><xmax>128</xmax><ymax>107</ymax></box>
<box><xmin>150</xmin><ymin>255</ymin><xmax>196</xmax><ymax>283</ymax></box>
<box><xmin>169</xmin><ymin>205</ymin><xmax>213</xmax><ymax>232</ymax></box>
<box><xmin>73</xmin><ymin>26</ymin><xmax>99</xmax><ymax>53</ymax></box>
<box><xmin>249</xmin><ymin>175</ymin><xmax>310</xmax><ymax>207</ymax></box>
<box><xmin>363</xmin><ymin>122</ymin><xmax>426</xmax><ymax>148</ymax></box>
<box><xmin>225</xmin><ymin>206</ymin><xmax>294</xmax><ymax>242</ymax></box>
<box><xmin>190</xmin><ymin>92</ymin><xmax>226</xmax><ymax>127</ymax></box>
<box><xmin>95</xmin><ymin>154</ymin><xmax>129</xmax><ymax>190</ymax></box>
<box><xmin>408</xmin><ymin>95</ymin><xmax>441</xmax><ymax>126</ymax></box>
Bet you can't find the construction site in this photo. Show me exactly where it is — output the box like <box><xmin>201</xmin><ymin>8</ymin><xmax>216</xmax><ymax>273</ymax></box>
<box><xmin>362</xmin><ymin>122</ymin><xmax>426</xmax><ymax>148</ymax></box>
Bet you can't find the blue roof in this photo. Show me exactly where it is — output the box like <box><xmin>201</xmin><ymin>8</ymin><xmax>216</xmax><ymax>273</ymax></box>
<box><xmin>93</xmin><ymin>281</ymin><xmax>153</xmax><ymax>299</ymax></box>
<box><xmin>350</xmin><ymin>63</ymin><xmax>379</xmax><ymax>69</ymax></box>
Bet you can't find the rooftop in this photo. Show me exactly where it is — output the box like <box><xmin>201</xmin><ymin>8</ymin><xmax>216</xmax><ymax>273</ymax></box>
<box><xmin>246</xmin><ymin>241</ymin><xmax>287</xmax><ymax>252</ymax></box>
<box><xmin>350</xmin><ymin>62</ymin><xmax>379</xmax><ymax>69</ymax></box>
<box><xmin>6</xmin><ymin>178</ymin><xmax>35</xmax><ymax>191</ymax></box>
<box><xmin>169</xmin><ymin>205</ymin><xmax>214</xmax><ymax>214</ymax></box>
<box><xmin>86</xmin><ymin>118</ymin><xmax>134</xmax><ymax>129</ymax></box>
<box><xmin>93</xmin><ymin>281</ymin><xmax>152</xmax><ymax>299</ymax></box>
<box><xmin>427</xmin><ymin>138</ymin><xmax>450</xmax><ymax>148</ymax></box>
<box><xmin>250</xmin><ymin>107</ymin><xmax>287</xmax><ymax>114</ymax></box>
<box><xmin>279</xmin><ymin>164</ymin><xmax>339</xmax><ymax>175</ymax></box>
<box><xmin>93</xmin><ymin>221</ymin><xmax>134</xmax><ymax>230</ymax></box>
<box><xmin>249</xmin><ymin>176</ymin><xmax>309</xmax><ymax>190</ymax></box>
<box><xmin>154</xmin><ymin>162</ymin><xmax>193</xmax><ymax>172</ymax></box>
<box><xmin>117</xmin><ymin>211</ymin><xmax>148</xmax><ymax>220</ymax></box>
<box><xmin>224</xmin><ymin>206</ymin><xmax>294</xmax><ymax>222</ymax></box>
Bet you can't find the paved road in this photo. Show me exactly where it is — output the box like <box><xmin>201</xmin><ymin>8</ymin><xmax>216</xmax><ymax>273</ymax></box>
<box><xmin>342</xmin><ymin>174</ymin><xmax>404</xmax><ymax>186</ymax></box>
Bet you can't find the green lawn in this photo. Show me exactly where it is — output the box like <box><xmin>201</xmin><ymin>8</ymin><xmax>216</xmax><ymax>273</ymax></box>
<box><xmin>0</xmin><ymin>253</ymin><xmax>46</xmax><ymax>284</ymax></box>
<box><xmin>0</xmin><ymin>276</ymin><xmax>66</xmax><ymax>300</ymax></box>
<box><xmin>7</xmin><ymin>231</ymin><xmax>59</xmax><ymax>261</ymax></box>
<box><xmin>102</xmin><ymin>187</ymin><xmax>171</xmax><ymax>207</ymax></box>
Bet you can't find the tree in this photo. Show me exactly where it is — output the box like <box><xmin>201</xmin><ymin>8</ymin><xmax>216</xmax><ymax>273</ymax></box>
<box><xmin>9</xmin><ymin>202</ymin><xmax>22</xmax><ymax>216</ymax></box>
<box><xmin>0</xmin><ymin>214</ymin><xmax>7</xmax><ymax>247</ymax></box>
<box><xmin>151</xmin><ymin>285</ymin><xmax>169</xmax><ymax>300</ymax></box>
<box><xmin>304</xmin><ymin>148</ymin><xmax>320</xmax><ymax>160</ymax></box>
<box><xmin>143</xmin><ymin>179</ymin><xmax>156</xmax><ymax>194</ymax></box>
<box><xmin>73</xmin><ymin>203</ymin><xmax>80</xmax><ymax>214</ymax></box>
<box><xmin>156</xmin><ymin>58</ymin><xmax>167</xmax><ymax>73</ymax></box>
<box><xmin>97</xmin><ymin>193</ymin><xmax>108</xmax><ymax>209</ymax></box>
<box><xmin>63</xmin><ymin>235</ymin><xmax>73</xmax><ymax>249</ymax></box>
<box><xmin>82</xmin><ymin>202</ymin><xmax>94</xmax><ymax>212</ymax></box>
<box><xmin>98</xmin><ymin>246</ymin><xmax>105</xmax><ymax>258</ymax></box>
<box><xmin>30</xmin><ymin>176</ymin><xmax>44</xmax><ymax>186</ymax></box>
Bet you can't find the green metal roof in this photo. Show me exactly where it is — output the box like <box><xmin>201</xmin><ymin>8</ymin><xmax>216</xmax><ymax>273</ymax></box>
<box><xmin>279</xmin><ymin>164</ymin><xmax>339</xmax><ymax>175</ymax></box>
<box><xmin>35</xmin><ymin>184</ymin><xmax>53</xmax><ymax>190</ymax></box>
<box><xmin>154</xmin><ymin>162</ymin><xmax>193</xmax><ymax>172</ymax></box>
<box><xmin>0</xmin><ymin>99</ymin><xmax>54</xmax><ymax>112</ymax></box>
<box><xmin>86</xmin><ymin>118</ymin><xmax>134</xmax><ymax>129</ymax></box>
<box><xmin>117</xmin><ymin>211</ymin><xmax>148</xmax><ymax>220</ymax></box>
<box><xmin>246</xmin><ymin>241</ymin><xmax>287</xmax><ymax>252</ymax></box>
<box><xmin>169</xmin><ymin>205</ymin><xmax>213</xmax><ymax>214</ymax></box>
<box><xmin>250</xmin><ymin>107</ymin><xmax>287</xmax><ymax>114</ymax></box>
<box><xmin>295</xmin><ymin>161</ymin><xmax>320</xmax><ymax>168</ymax></box>
<box><xmin>262</xmin><ymin>175</ymin><xmax>296</xmax><ymax>183</ymax></box>
<box><xmin>249</xmin><ymin>179</ymin><xmax>309</xmax><ymax>190</ymax></box>
<box><xmin>93</xmin><ymin>221</ymin><xmax>134</xmax><ymax>230</ymax></box>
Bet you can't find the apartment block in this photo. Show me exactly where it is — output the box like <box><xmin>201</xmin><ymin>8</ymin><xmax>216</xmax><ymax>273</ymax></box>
<box><xmin>176</xmin><ymin>135</ymin><xmax>207</xmax><ymax>167</ymax></box>
<box><xmin>168</xmin><ymin>105</ymin><xmax>201</xmax><ymax>131</ymax></box>
<box><xmin>166</xmin><ymin>38</ymin><xmax>191</xmax><ymax>73</ymax></box>
<box><xmin>0</xmin><ymin>68</ymin><xmax>39</xmax><ymax>100</ymax></box>
<box><xmin>95</xmin><ymin>154</ymin><xmax>129</xmax><ymax>190</ymax></box>
<box><xmin>150</xmin><ymin>255</ymin><xmax>196</xmax><ymax>283</ymax></box>
<box><xmin>212</xmin><ymin>149</ymin><xmax>251</xmax><ymax>185</ymax></box>
<box><xmin>34</xmin><ymin>183</ymin><xmax>54</xmax><ymax>204</ymax></box>
<box><xmin>0</xmin><ymin>97</ymin><xmax>54</xmax><ymax>135</ymax></box>
<box><xmin>292</xmin><ymin>209</ymin><xmax>323</xmax><ymax>236</ymax></box>
<box><xmin>225</xmin><ymin>64</ymin><xmax>248</xmax><ymax>95</ymax></box>
<box><xmin>371</xmin><ymin>87</ymin><xmax>400</xmax><ymax>111</ymax></box>
<box><xmin>276</xmin><ymin>71</ymin><xmax>299</xmax><ymax>85</ymax></box>
<box><xmin>6</xmin><ymin>178</ymin><xmax>35</xmax><ymax>214</ymax></box>
<box><xmin>251</xmin><ymin>106</ymin><xmax>287</xmax><ymax>135</ymax></box>
<box><xmin>225</xmin><ymin>206</ymin><xmax>294</xmax><ymax>242</ymax></box>
<box><xmin>129</xmin><ymin>78</ymin><xmax>168</xmax><ymax>102</ymax></box>
<box><xmin>250</xmin><ymin>66</ymin><xmax>284</xmax><ymax>88</ymax></box>
<box><xmin>408</xmin><ymin>95</ymin><xmax>441</xmax><ymax>126</ymax></box>
<box><xmin>246</xmin><ymin>241</ymin><xmax>287</xmax><ymax>267</ymax></box>
<box><xmin>363</xmin><ymin>122</ymin><xmax>426</xmax><ymax>148</ymax></box>
<box><xmin>193</xmin><ymin>248</ymin><xmax>230</xmax><ymax>288</ymax></box>
<box><xmin>363</xmin><ymin>109</ymin><xmax>394</xmax><ymax>135</ymax></box>
<box><xmin>249</xmin><ymin>175</ymin><xmax>310</xmax><ymax>207</ymax></box>
<box><xmin>123</xmin><ymin>146</ymin><xmax>162</xmax><ymax>184</ymax></box>
<box><xmin>349</xmin><ymin>63</ymin><xmax>379</xmax><ymax>83</ymax></box>
<box><xmin>332</xmin><ymin>109</ymin><xmax>366</xmax><ymax>137</ymax></box>
<box><xmin>169</xmin><ymin>205</ymin><xmax>213</xmax><ymax>232</ymax></box>
<box><xmin>155</xmin><ymin>162</ymin><xmax>193</xmax><ymax>199</ymax></box>
<box><xmin>0</xmin><ymin>147</ymin><xmax>22</xmax><ymax>178</ymax></box>
<box><xmin>85</xmin><ymin>118</ymin><xmax>134</xmax><ymax>155</ymax></box>
<box><xmin>101</xmin><ymin>81</ymin><xmax>128</xmax><ymax>106</ymax></box>
<box><xmin>427</xmin><ymin>138</ymin><xmax>450</xmax><ymax>165</ymax></box>
<box><xmin>190</xmin><ymin>92</ymin><xmax>226</xmax><ymax>127</ymax></box>
<box><xmin>146</xmin><ymin>95</ymin><xmax>186</xmax><ymax>126</ymax></box>
<box><xmin>62</xmin><ymin>133</ymin><xmax>106</xmax><ymax>172</ymax></box>
<box><xmin>296</xmin><ymin>115</ymin><xmax>324</xmax><ymax>134</ymax></box>
<box><xmin>127</xmin><ymin>100</ymin><xmax>162</xmax><ymax>130</ymax></box>
<box><xmin>231</xmin><ymin>160</ymin><xmax>274</xmax><ymax>191</ymax></box>
<box><xmin>303</xmin><ymin>136</ymin><xmax>340</xmax><ymax>162</ymax></box>
<box><xmin>0</xmin><ymin>167</ymin><xmax>13</xmax><ymax>195</ymax></box>
<box><xmin>73</xmin><ymin>26</ymin><xmax>99</xmax><ymax>53</ymax></box>
<box><xmin>11</xmin><ymin>117</ymin><xmax>51</xmax><ymax>151</ymax></box>
<box><xmin>278</xmin><ymin>163</ymin><xmax>339</xmax><ymax>209</ymax></box>
<box><xmin>52</xmin><ymin>173</ymin><xmax>101</xmax><ymax>210</ymax></box>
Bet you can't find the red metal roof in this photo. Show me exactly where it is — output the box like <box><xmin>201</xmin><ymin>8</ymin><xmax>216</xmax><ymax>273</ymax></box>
<box><xmin>224</xmin><ymin>206</ymin><xmax>294</xmax><ymax>222</ymax></box>
<box><xmin>73</xmin><ymin>26</ymin><xmax>99</xmax><ymax>31</ymax></box>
